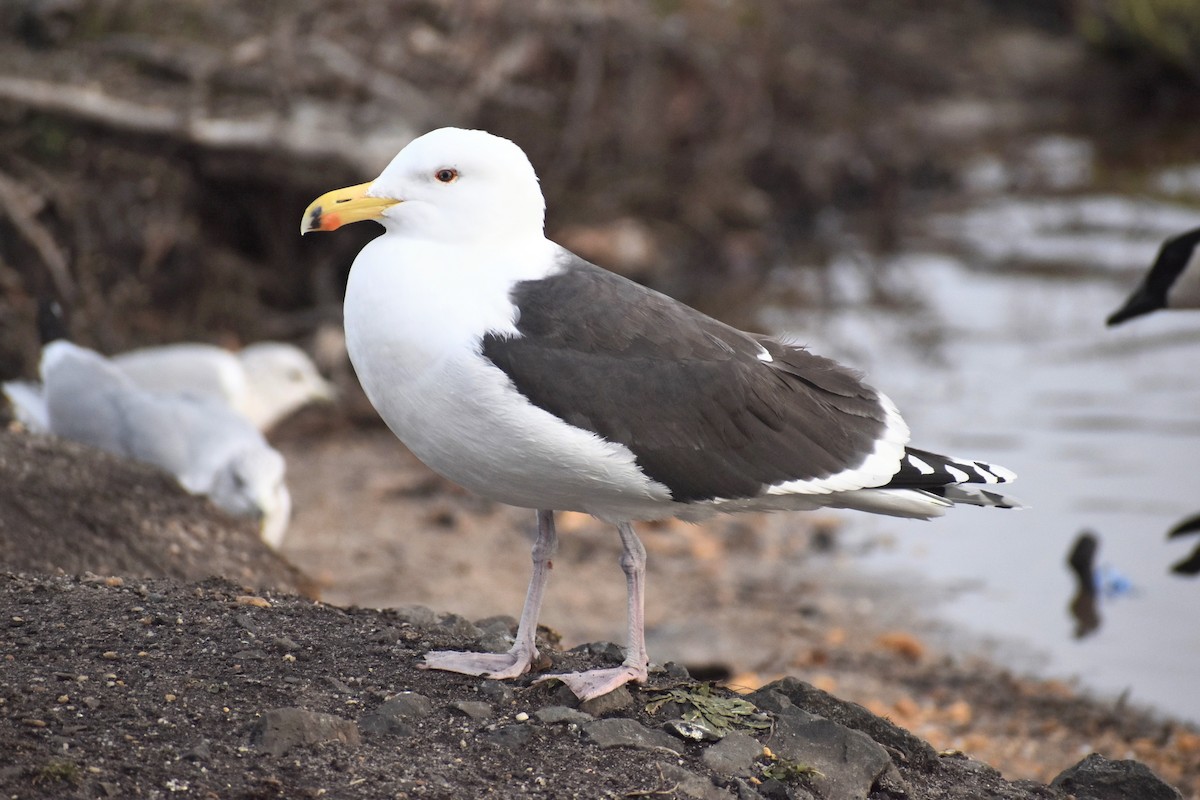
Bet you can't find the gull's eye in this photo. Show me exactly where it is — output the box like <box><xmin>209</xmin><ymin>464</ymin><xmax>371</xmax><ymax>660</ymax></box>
<box><xmin>434</xmin><ymin>168</ymin><xmax>459</xmax><ymax>184</ymax></box>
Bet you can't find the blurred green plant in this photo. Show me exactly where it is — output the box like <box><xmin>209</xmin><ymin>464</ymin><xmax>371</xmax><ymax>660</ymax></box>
<box><xmin>33</xmin><ymin>760</ymin><xmax>81</xmax><ymax>786</ymax></box>
<box><xmin>1076</xmin><ymin>0</ymin><xmax>1200</xmax><ymax>79</ymax></box>
<box><xmin>761</xmin><ymin>758</ymin><xmax>823</xmax><ymax>783</ymax></box>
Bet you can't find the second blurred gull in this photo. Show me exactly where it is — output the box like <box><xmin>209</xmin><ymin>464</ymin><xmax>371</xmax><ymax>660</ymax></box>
<box><xmin>6</xmin><ymin>340</ymin><xmax>334</xmax><ymax>435</ymax></box>
<box><xmin>40</xmin><ymin>340</ymin><xmax>292</xmax><ymax>548</ymax></box>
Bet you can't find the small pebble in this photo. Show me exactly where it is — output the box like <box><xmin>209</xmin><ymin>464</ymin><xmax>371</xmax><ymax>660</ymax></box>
<box><xmin>515</xmin><ymin>711</ymin><xmax>529</xmax><ymax>722</ymax></box>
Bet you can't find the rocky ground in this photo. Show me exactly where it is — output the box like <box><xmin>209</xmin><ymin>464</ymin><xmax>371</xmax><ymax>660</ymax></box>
<box><xmin>2</xmin><ymin>423</ymin><xmax>1198</xmax><ymax>799</ymax></box>
<box><xmin>0</xmin><ymin>568</ymin><xmax>1188</xmax><ymax>800</ymax></box>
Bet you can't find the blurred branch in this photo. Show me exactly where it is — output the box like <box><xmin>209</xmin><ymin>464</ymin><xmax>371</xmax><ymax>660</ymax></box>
<box><xmin>309</xmin><ymin>37</ymin><xmax>433</xmax><ymax>118</ymax></box>
<box><xmin>0</xmin><ymin>167</ymin><xmax>75</xmax><ymax>304</ymax></box>
<box><xmin>0</xmin><ymin>76</ymin><xmax>413</xmax><ymax>173</ymax></box>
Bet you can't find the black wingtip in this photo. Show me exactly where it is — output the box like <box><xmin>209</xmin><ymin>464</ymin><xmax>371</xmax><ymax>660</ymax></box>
<box><xmin>1171</xmin><ymin>545</ymin><xmax>1200</xmax><ymax>576</ymax></box>
<box><xmin>1167</xmin><ymin>513</ymin><xmax>1200</xmax><ymax>540</ymax></box>
<box><xmin>35</xmin><ymin>297</ymin><xmax>70</xmax><ymax>345</ymax></box>
<box><xmin>1106</xmin><ymin>285</ymin><xmax>1161</xmax><ymax>327</ymax></box>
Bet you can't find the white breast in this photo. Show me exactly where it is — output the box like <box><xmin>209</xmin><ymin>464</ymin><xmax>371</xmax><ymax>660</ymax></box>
<box><xmin>343</xmin><ymin>234</ymin><xmax>673</xmax><ymax>520</ymax></box>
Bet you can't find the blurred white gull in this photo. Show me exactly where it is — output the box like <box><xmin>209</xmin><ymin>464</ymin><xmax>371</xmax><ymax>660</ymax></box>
<box><xmin>39</xmin><ymin>340</ymin><xmax>292</xmax><ymax>548</ymax></box>
<box><xmin>115</xmin><ymin>341</ymin><xmax>335</xmax><ymax>430</ymax></box>
<box><xmin>5</xmin><ymin>340</ymin><xmax>334</xmax><ymax>434</ymax></box>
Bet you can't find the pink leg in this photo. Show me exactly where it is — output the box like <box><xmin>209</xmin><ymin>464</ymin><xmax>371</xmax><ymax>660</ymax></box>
<box><xmin>535</xmin><ymin>521</ymin><xmax>649</xmax><ymax>700</ymax></box>
<box><xmin>420</xmin><ymin>509</ymin><xmax>557</xmax><ymax>679</ymax></box>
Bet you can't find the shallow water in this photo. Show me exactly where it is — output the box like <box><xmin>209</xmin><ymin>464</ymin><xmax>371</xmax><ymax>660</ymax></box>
<box><xmin>762</xmin><ymin>192</ymin><xmax>1200</xmax><ymax>724</ymax></box>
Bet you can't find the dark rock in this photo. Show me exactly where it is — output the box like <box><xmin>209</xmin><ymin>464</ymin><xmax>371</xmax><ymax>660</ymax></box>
<box><xmin>584</xmin><ymin>718</ymin><xmax>684</xmax><ymax>754</ymax></box>
<box><xmin>392</xmin><ymin>604</ymin><xmax>438</xmax><ymax>627</ymax></box>
<box><xmin>476</xmin><ymin>633</ymin><xmax>511</xmax><ymax>654</ymax></box>
<box><xmin>358</xmin><ymin>692</ymin><xmax>433</xmax><ymax>736</ymax></box>
<box><xmin>1051</xmin><ymin>752</ymin><xmax>1183</xmax><ymax>800</ymax></box>
<box><xmin>483</xmin><ymin>723</ymin><xmax>534</xmax><ymax>750</ymax></box>
<box><xmin>232</xmin><ymin>648</ymin><xmax>267</xmax><ymax>661</ymax></box>
<box><xmin>474</xmin><ymin>615</ymin><xmax>518</xmax><ymax>636</ymax></box>
<box><xmin>359</xmin><ymin>716</ymin><xmax>413</xmax><ymax>738</ymax></box>
<box><xmin>580</xmin><ymin>684</ymin><xmax>634</xmax><ymax>716</ymax></box>
<box><xmin>325</xmin><ymin>676</ymin><xmax>356</xmax><ymax>695</ymax></box>
<box><xmin>251</xmin><ymin>707</ymin><xmax>360</xmax><ymax>757</ymax></box>
<box><xmin>664</xmin><ymin>661</ymin><xmax>692</xmax><ymax>680</ymax></box>
<box><xmin>370</xmin><ymin>627</ymin><xmax>404</xmax><ymax>645</ymax></box>
<box><xmin>757</xmin><ymin>777</ymin><xmax>816</xmax><ymax>800</ymax></box>
<box><xmin>702</xmin><ymin>731</ymin><xmax>764</xmax><ymax>776</ymax></box>
<box><xmin>765</xmin><ymin>708</ymin><xmax>897</xmax><ymax>800</ymax></box>
<box><xmin>477</xmin><ymin>680</ymin><xmax>515</xmax><ymax>706</ymax></box>
<box><xmin>656</xmin><ymin>762</ymin><xmax>736</xmax><ymax>799</ymax></box>
<box><xmin>182</xmin><ymin>739</ymin><xmax>211</xmax><ymax>761</ymax></box>
<box><xmin>732</xmin><ymin>778</ymin><xmax>769</xmax><ymax>800</ymax></box>
<box><xmin>665</xmin><ymin>718</ymin><xmax>722</xmax><ymax>743</ymax></box>
<box><xmin>940</xmin><ymin>751</ymin><xmax>1002</xmax><ymax>778</ymax></box>
<box><xmin>271</xmin><ymin>636</ymin><xmax>300</xmax><ymax>652</ymax></box>
<box><xmin>534</xmin><ymin>705</ymin><xmax>594</xmax><ymax>726</ymax></box>
<box><xmin>569</xmin><ymin>641</ymin><xmax>625</xmax><ymax>664</ymax></box>
<box><xmin>449</xmin><ymin>700</ymin><xmax>493</xmax><ymax>720</ymax></box>
<box><xmin>438</xmin><ymin>613</ymin><xmax>482</xmax><ymax>640</ymax></box>
<box><xmin>749</xmin><ymin>678</ymin><xmax>938</xmax><ymax>769</ymax></box>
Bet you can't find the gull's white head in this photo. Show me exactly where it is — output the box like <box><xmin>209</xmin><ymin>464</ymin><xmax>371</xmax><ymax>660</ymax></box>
<box><xmin>236</xmin><ymin>342</ymin><xmax>335</xmax><ymax>430</ymax></box>
<box><xmin>210</xmin><ymin>446</ymin><xmax>292</xmax><ymax>549</ymax></box>
<box><xmin>302</xmin><ymin>128</ymin><xmax>546</xmax><ymax>244</ymax></box>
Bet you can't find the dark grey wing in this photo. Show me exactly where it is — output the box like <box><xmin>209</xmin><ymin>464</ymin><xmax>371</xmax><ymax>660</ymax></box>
<box><xmin>480</xmin><ymin>254</ymin><xmax>897</xmax><ymax>503</ymax></box>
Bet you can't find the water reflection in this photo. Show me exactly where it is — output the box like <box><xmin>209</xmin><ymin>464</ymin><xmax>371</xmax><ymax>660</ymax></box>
<box><xmin>1065</xmin><ymin>531</ymin><xmax>1136</xmax><ymax>640</ymax></box>
<box><xmin>1066</xmin><ymin>532</ymin><xmax>1101</xmax><ymax>639</ymax></box>
<box><xmin>759</xmin><ymin>183</ymin><xmax>1200</xmax><ymax>723</ymax></box>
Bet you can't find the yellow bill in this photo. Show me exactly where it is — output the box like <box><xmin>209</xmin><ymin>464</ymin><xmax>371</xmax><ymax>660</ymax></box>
<box><xmin>301</xmin><ymin>182</ymin><xmax>400</xmax><ymax>234</ymax></box>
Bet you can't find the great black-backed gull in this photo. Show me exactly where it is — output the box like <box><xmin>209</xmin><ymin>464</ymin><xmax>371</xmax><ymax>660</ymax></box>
<box><xmin>1109</xmin><ymin>225</ymin><xmax>1200</xmax><ymax>326</ymax></box>
<box><xmin>303</xmin><ymin>127</ymin><xmax>1018</xmax><ymax>700</ymax></box>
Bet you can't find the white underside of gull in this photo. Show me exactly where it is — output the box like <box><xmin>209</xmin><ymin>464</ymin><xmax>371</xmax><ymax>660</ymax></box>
<box><xmin>345</xmin><ymin>234</ymin><xmax>677</xmax><ymax>522</ymax></box>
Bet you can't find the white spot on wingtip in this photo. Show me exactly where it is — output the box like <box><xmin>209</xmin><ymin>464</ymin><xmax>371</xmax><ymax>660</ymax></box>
<box><xmin>756</xmin><ymin>347</ymin><xmax>773</xmax><ymax>363</ymax></box>
<box><xmin>944</xmin><ymin>465</ymin><xmax>971</xmax><ymax>483</ymax></box>
<box><xmin>906</xmin><ymin>454</ymin><xmax>935</xmax><ymax>475</ymax></box>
